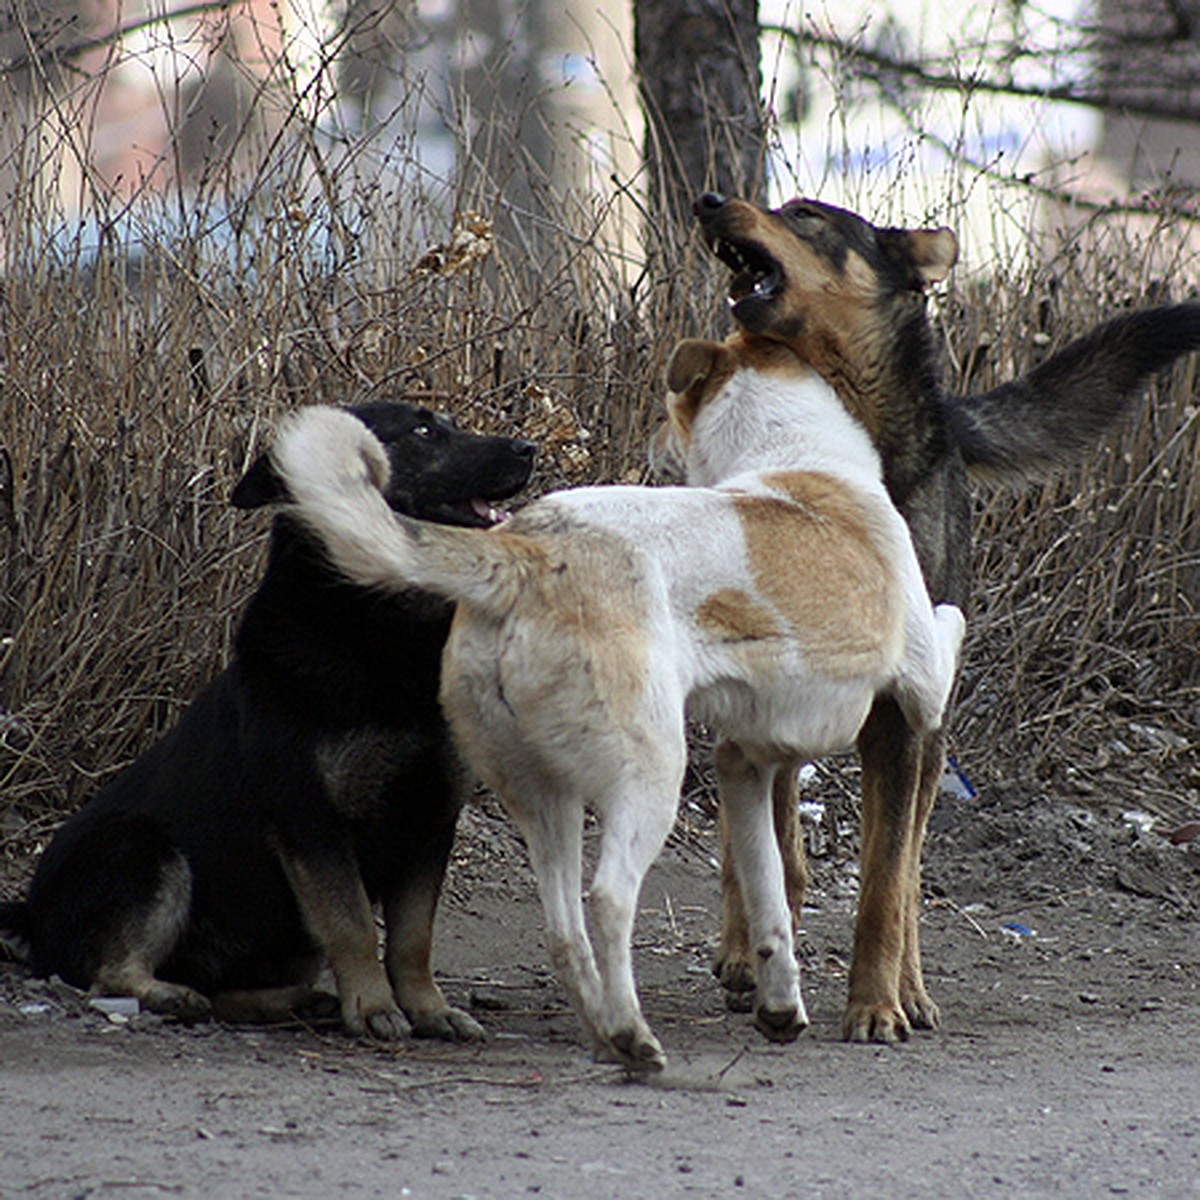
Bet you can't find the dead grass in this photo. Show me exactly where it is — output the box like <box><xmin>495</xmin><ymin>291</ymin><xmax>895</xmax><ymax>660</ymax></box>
<box><xmin>0</xmin><ymin>34</ymin><xmax>1196</xmax><ymax>859</ymax></box>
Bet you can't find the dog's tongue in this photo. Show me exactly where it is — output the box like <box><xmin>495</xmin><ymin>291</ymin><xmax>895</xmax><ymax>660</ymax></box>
<box><xmin>472</xmin><ymin>498</ymin><xmax>508</xmax><ymax>525</ymax></box>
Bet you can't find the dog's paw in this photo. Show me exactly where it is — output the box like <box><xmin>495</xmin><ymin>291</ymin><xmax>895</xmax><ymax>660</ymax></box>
<box><xmin>409</xmin><ymin>1005</ymin><xmax>486</xmax><ymax>1043</ymax></box>
<box><xmin>712</xmin><ymin>951</ymin><xmax>757</xmax><ymax>1011</ymax></box>
<box><xmin>290</xmin><ymin>989</ymin><xmax>342</xmax><ymax>1024</ymax></box>
<box><xmin>606</xmin><ymin>1025</ymin><xmax>667</xmax><ymax>1074</ymax></box>
<box><xmin>351</xmin><ymin>1004</ymin><xmax>413</xmax><ymax>1041</ymax></box>
<box><xmin>140</xmin><ymin>983</ymin><xmax>213</xmax><ymax>1023</ymax></box>
<box><xmin>842</xmin><ymin>1001</ymin><xmax>912</xmax><ymax>1044</ymax></box>
<box><xmin>901</xmin><ymin>988</ymin><xmax>941</xmax><ymax>1032</ymax></box>
<box><xmin>754</xmin><ymin>1001</ymin><xmax>809</xmax><ymax>1044</ymax></box>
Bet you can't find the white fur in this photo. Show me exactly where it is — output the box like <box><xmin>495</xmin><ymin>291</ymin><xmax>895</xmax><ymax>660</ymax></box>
<box><xmin>272</xmin><ymin>373</ymin><xmax>964</xmax><ymax>1071</ymax></box>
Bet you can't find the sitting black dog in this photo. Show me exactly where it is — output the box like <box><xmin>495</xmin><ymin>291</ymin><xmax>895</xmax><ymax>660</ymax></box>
<box><xmin>0</xmin><ymin>402</ymin><xmax>534</xmax><ymax>1039</ymax></box>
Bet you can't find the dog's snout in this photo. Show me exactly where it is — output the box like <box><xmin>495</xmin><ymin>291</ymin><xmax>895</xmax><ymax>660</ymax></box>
<box><xmin>694</xmin><ymin>192</ymin><xmax>728</xmax><ymax>215</ymax></box>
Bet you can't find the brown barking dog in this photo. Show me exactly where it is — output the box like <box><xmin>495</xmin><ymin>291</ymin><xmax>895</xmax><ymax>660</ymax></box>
<box><xmin>693</xmin><ymin>191</ymin><xmax>1200</xmax><ymax>1042</ymax></box>
<box><xmin>268</xmin><ymin>334</ymin><xmax>964</xmax><ymax>1071</ymax></box>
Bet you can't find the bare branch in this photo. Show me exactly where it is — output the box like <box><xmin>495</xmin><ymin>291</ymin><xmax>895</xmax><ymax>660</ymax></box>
<box><xmin>0</xmin><ymin>1</ymin><xmax>240</xmax><ymax>78</ymax></box>
<box><xmin>767</xmin><ymin>21</ymin><xmax>1200</xmax><ymax>127</ymax></box>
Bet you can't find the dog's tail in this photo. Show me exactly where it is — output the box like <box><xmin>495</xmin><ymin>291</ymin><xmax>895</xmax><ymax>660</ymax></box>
<box><xmin>270</xmin><ymin>407</ymin><xmax>533</xmax><ymax>615</ymax></box>
<box><xmin>0</xmin><ymin>900</ymin><xmax>31</xmax><ymax>964</ymax></box>
<box><xmin>943</xmin><ymin>303</ymin><xmax>1200</xmax><ymax>483</ymax></box>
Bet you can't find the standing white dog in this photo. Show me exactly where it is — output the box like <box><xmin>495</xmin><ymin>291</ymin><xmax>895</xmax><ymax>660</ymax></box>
<box><xmin>270</xmin><ymin>335</ymin><xmax>965</xmax><ymax>1071</ymax></box>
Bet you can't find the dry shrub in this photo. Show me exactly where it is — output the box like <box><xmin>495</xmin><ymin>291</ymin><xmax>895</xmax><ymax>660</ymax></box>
<box><xmin>0</xmin><ymin>32</ymin><xmax>1196</xmax><ymax>868</ymax></box>
<box><xmin>942</xmin><ymin>220</ymin><xmax>1199</xmax><ymax>821</ymax></box>
<box><xmin>0</xmin><ymin>59</ymin><xmax>679</xmax><ymax>836</ymax></box>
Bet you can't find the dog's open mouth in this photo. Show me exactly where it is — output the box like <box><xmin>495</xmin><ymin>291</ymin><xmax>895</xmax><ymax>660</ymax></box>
<box><xmin>440</xmin><ymin>497</ymin><xmax>513</xmax><ymax>528</ymax></box>
<box><xmin>707</xmin><ymin>235</ymin><xmax>783</xmax><ymax>306</ymax></box>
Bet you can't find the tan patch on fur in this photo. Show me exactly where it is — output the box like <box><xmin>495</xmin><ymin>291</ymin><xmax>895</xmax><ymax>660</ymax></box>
<box><xmin>667</xmin><ymin>334</ymin><xmax>825</xmax><ymax>445</ymax></box>
<box><xmin>761</xmin><ymin>234</ymin><xmax>886</xmax><ymax>436</ymax></box>
<box><xmin>666</xmin><ymin>340</ymin><xmax>736</xmax><ymax>445</ymax></box>
<box><xmin>733</xmin><ymin>473</ymin><xmax>900</xmax><ymax>676</ymax></box>
<box><xmin>494</xmin><ymin>516</ymin><xmax>652</xmax><ymax>724</ymax></box>
<box><xmin>696</xmin><ymin>588</ymin><xmax>782</xmax><ymax>642</ymax></box>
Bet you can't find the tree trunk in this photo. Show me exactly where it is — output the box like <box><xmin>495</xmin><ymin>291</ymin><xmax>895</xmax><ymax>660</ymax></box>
<box><xmin>633</xmin><ymin>0</ymin><xmax>766</xmax><ymax>245</ymax></box>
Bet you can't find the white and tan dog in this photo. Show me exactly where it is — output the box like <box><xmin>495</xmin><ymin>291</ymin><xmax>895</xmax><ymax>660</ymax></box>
<box><xmin>270</xmin><ymin>335</ymin><xmax>965</xmax><ymax>1071</ymax></box>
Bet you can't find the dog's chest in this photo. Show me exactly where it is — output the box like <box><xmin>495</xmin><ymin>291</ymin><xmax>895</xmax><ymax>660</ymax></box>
<box><xmin>315</xmin><ymin>726</ymin><xmax>445</xmax><ymax>820</ymax></box>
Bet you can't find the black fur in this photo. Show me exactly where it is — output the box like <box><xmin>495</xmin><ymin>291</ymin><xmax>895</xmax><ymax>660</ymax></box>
<box><xmin>943</xmin><ymin>304</ymin><xmax>1200</xmax><ymax>482</ymax></box>
<box><xmin>0</xmin><ymin>402</ymin><xmax>534</xmax><ymax>1036</ymax></box>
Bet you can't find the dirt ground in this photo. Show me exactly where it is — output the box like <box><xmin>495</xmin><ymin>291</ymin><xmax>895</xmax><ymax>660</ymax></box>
<box><xmin>1</xmin><ymin>776</ymin><xmax>1198</xmax><ymax>1200</ymax></box>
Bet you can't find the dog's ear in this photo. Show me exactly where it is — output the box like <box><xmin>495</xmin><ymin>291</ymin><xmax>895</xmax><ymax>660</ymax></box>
<box><xmin>666</xmin><ymin>339</ymin><xmax>724</xmax><ymax>394</ymax></box>
<box><xmin>231</xmin><ymin>454</ymin><xmax>287</xmax><ymax>509</ymax></box>
<box><xmin>880</xmin><ymin>226</ymin><xmax>958</xmax><ymax>289</ymax></box>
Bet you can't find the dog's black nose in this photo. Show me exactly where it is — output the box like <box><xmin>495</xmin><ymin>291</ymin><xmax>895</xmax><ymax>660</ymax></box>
<box><xmin>694</xmin><ymin>192</ymin><xmax>728</xmax><ymax>215</ymax></box>
<box><xmin>514</xmin><ymin>440</ymin><xmax>537</xmax><ymax>458</ymax></box>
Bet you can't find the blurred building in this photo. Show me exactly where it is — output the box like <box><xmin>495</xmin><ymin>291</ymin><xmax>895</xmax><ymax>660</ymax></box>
<box><xmin>0</xmin><ymin>0</ymin><xmax>635</xmax><ymax>217</ymax></box>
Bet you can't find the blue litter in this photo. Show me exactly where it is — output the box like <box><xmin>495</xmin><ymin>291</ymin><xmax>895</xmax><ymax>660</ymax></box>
<box><xmin>940</xmin><ymin>754</ymin><xmax>977</xmax><ymax>801</ymax></box>
<box><xmin>1001</xmin><ymin>921</ymin><xmax>1036</xmax><ymax>939</ymax></box>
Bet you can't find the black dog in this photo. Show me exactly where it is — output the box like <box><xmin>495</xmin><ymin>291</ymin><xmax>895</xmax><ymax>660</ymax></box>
<box><xmin>0</xmin><ymin>402</ymin><xmax>534</xmax><ymax>1039</ymax></box>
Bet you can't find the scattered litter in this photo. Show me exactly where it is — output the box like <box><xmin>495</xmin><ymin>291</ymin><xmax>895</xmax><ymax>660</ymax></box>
<box><xmin>928</xmin><ymin>897</ymin><xmax>989</xmax><ymax>939</ymax></box>
<box><xmin>1001</xmin><ymin>921</ymin><xmax>1036</xmax><ymax>941</ymax></box>
<box><xmin>89</xmin><ymin>996</ymin><xmax>140</xmax><ymax>1018</ymax></box>
<box><xmin>1121</xmin><ymin>810</ymin><xmax>1157</xmax><ymax>836</ymax></box>
<box><xmin>796</xmin><ymin>762</ymin><xmax>819</xmax><ymax>787</ymax></box>
<box><xmin>940</xmin><ymin>755</ymin><xmax>977</xmax><ymax>801</ymax></box>
<box><xmin>18</xmin><ymin>1002</ymin><xmax>51</xmax><ymax>1016</ymax></box>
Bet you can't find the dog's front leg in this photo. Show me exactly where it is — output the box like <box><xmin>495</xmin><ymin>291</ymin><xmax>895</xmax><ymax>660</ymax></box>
<box><xmin>845</xmin><ymin>697</ymin><xmax>923</xmax><ymax>1043</ymax></box>
<box><xmin>382</xmin><ymin>866</ymin><xmax>485</xmax><ymax>1042</ymax></box>
<box><xmin>713</xmin><ymin>762</ymin><xmax>808</xmax><ymax>1007</ymax></box>
<box><xmin>274</xmin><ymin>842</ymin><xmax>411</xmax><ymax>1040</ymax></box>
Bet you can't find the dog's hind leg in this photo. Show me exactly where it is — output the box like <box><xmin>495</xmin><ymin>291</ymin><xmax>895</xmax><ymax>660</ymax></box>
<box><xmin>90</xmin><ymin>852</ymin><xmax>212</xmax><ymax>1022</ymax></box>
<box><xmin>713</xmin><ymin>762</ymin><xmax>809</xmax><ymax>1010</ymax></box>
<box><xmin>845</xmin><ymin>697</ymin><xmax>922</xmax><ymax>1043</ymax></box>
<box><xmin>506</xmin><ymin>795</ymin><xmax>608</xmax><ymax>1057</ymax></box>
<box><xmin>898</xmin><ymin>727</ymin><xmax>947</xmax><ymax>1031</ymax></box>
<box><xmin>587</xmin><ymin>767</ymin><xmax>685</xmax><ymax>1073</ymax></box>
<box><xmin>211</xmin><ymin>983</ymin><xmax>341</xmax><ymax>1025</ymax></box>
<box><xmin>714</xmin><ymin>742</ymin><xmax>807</xmax><ymax>1043</ymax></box>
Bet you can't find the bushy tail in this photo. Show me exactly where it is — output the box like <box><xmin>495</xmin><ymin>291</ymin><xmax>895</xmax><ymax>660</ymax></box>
<box><xmin>0</xmin><ymin>900</ymin><xmax>31</xmax><ymax>963</ymax></box>
<box><xmin>943</xmin><ymin>303</ymin><xmax>1200</xmax><ymax>483</ymax></box>
<box><xmin>270</xmin><ymin>407</ymin><xmax>530</xmax><ymax>615</ymax></box>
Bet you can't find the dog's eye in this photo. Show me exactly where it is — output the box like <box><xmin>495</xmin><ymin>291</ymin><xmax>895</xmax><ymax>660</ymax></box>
<box><xmin>412</xmin><ymin>424</ymin><xmax>432</xmax><ymax>438</ymax></box>
<box><xmin>783</xmin><ymin>202</ymin><xmax>821</xmax><ymax>223</ymax></box>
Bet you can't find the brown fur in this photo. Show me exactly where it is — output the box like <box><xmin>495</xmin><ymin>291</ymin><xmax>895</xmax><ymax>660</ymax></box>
<box><xmin>732</xmin><ymin>489</ymin><xmax>900</xmax><ymax>677</ymax></box>
<box><xmin>696</xmin><ymin>589</ymin><xmax>783</xmax><ymax>642</ymax></box>
<box><xmin>695</xmin><ymin>190</ymin><xmax>1200</xmax><ymax>1042</ymax></box>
